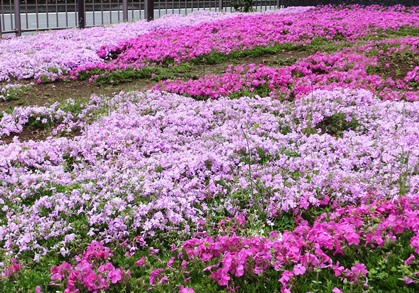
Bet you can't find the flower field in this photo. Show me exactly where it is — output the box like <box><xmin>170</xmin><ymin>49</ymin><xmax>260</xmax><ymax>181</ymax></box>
<box><xmin>0</xmin><ymin>5</ymin><xmax>418</xmax><ymax>293</ymax></box>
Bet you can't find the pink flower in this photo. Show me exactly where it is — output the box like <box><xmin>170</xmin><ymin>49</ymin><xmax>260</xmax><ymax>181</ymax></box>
<box><xmin>351</xmin><ymin>263</ymin><xmax>368</xmax><ymax>277</ymax></box>
<box><xmin>332</xmin><ymin>288</ymin><xmax>343</xmax><ymax>293</ymax></box>
<box><xmin>167</xmin><ymin>257</ymin><xmax>175</xmax><ymax>267</ymax></box>
<box><xmin>149</xmin><ymin>268</ymin><xmax>163</xmax><ymax>285</ymax></box>
<box><xmin>269</xmin><ymin>230</ymin><xmax>280</xmax><ymax>239</ymax></box>
<box><xmin>410</xmin><ymin>236</ymin><xmax>419</xmax><ymax>254</ymax></box>
<box><xmin>64</xmin><ymin>276</ymin><xmax>79</xmax><ymax>293</ymax></box>
<box><xmin>181</xmin><ymin>260</ymin><xmax>188</xmax><ymax>270</ymax></box>
<box><xmin>160</xmin><ymin>275</ymin><xmax>169</xmax><ymax>283</ymax></box>
<box><xmin>235</xmin><ymin>213</ymin><xmax>246</xmax><ymax>227</ymax></box>
<box><xmin>97</xmin><ymin>263</ymin><xmax>114</xmax><ymax>273</ymax></box>
<box><xmin>135</xmin><ymin>257</ymin><xmax>146</xmax><ymax>267</ymax></box>
<box><xmin>51</xmin><ymin>262</ymin><xmax>72</xmax><ymax>281</ymax></box>
<box><xmin>179</xmin><ymin>285</ymin><xmax>195</xmax><ymax>293</ymax></box>
<box><xmin>218</xmin><ymin>272</ymin><xmax>230</xmax><ymax>286</ymax></box>
<box><xmin>108</xmin><ymin>268</ymin><xmax>124</xmax><ymax>284</ymax></box>
<box><xmin>222</xmin><ymin>253</ymin><xmax>233</xmax><ymax>271</ymax></box>
<box><xmin>235</xmin><ymin>264</ymin><xmax>245</xmax><ymax>277</ymax></box>
<box><xmin>332</xmin><ymin>263</ymin><xmax>345</xmax><ymax>277</ymax></box>
<box><xmin>343</xmin><ymin>230</ymin><xmax>360</xmax><ymax>245</ymax></box>
<box><xmin>279</xmin><ymin>270</ymin><xmax>293</xmax><ymax>288</ymax></box>
<box><xmin>404</xmin><ymin>254</ymin><xmax>415</xmax><ymax>266</ymax></box>
<box><xmin>293</xmin><ymin>264</ymin><xmax>306</xmax><ymax>276</ymax></box>
<box><xmin>202</xmin><ymin>252</ymin><xmax>213</xmax><ymax>261</ymax></box>
<box><xmin>81</xmin><ymin>270</ymin><xmax>98</xmax><ymax>289</ymax></box>
<box><xmin>149</xmin><ymin>247</ymin><xmax>160</xmax><ymax>256</ymax></box>
<box><xmin>253</xmin><ymin>266</ymin><xmax>263</xmax><ymax>275</ymax></box>
<box><xmin>211</xmin><ymin>269</ymin><xmax>230</xmax><ymax>286</ymax></box>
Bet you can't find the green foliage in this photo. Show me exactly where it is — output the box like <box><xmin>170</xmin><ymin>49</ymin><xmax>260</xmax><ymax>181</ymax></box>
<box><xmin>190</xmin><ymin>43</ymin><xmax>305</xmax><ymax>67</ymax></box>
<box><xmin>0</xmin><ymin>106</ymin><xmax>14</xmax><ymax>119</ymax></box>
<box><xmin>232</xmin><ymin>0</ymin><xmax>253</xmax><ymax>12</ymax></box>
<box><xmin>26</xmin><ymin>115</ymin><xmax>53</xmax><ymax>130</ymax></box>
<box><xmin>273</xmin><ymin>57</ymin><xmax>298</xmax><ymax>67</ymax></box>
<box><xmin>77</xmin><ymin>68</ymin><xmax>106</xmax><ymax>81</ymax></box>
<box><xmin>308</xmin><ymin>37</ymin><xmax>352</xmax><ymax>52</ymax></box>
<box><xmin>229</xmin><ymin>85</ymin><xmax>271</xmax><ymax>99</ymax></box>
<box><xmin>303</xmin><ymin>112</ymin><xmax>360</xmax><ymax>137</ymax></box>
<box><xmin>0</xmin><ymin>249</ymin><xmax>67</xmax><ymax>292</ymax></box>
<box><xmin>38</xmin><ymin>75</ymin><xmax>54</xmax><ymax>84</ymax></box>
<box><xmin>272</xmin><ymin>212</ymin><xmax>297</xmax><ymax>232</ymax></box>
<box><xmin>366</xmin><ymin>65</ymin><xmax>383</xmax><ymax>75</ymax></box>
<box><xmin>93</xmin><ymin>64</ymin><xmax>192</xmax><ymax>85</ymax></box>
<box><xmin>380</xmin><ymin>26</ymin><xmax>419</xmax><ymax>38</ymax></box>
<box><xmin>47</xmin><ymin>67</ymin><xmax>60</xmax><ymax>75</ymax></box>
<box><xmin>0</xmin><ymin>84</ymin><xmax>31</xmax><ymax>102</ymax></box>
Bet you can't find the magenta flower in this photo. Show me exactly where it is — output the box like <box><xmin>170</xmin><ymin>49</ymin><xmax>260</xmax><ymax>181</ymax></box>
<box><xmin>108</xmin><ymin>268</ymin><xmax>124</xmax><ymax>284</ymax></box>
<box><xmin>179</xmin><ymin>285</ymin><xmax>195</xmax><ymax>293</ymax></box>
<box><xmin>403</xmin><ymin>276</ymin><xmax>414</xmax><ymax>284</ymax></box>
<box><xmin>332</xmin><ymin>263</ymin><xmax>345</xmax><ymax>277</ymax></box>
<box><xmin>149</xmin><ymin>268</ymin><xmax>163</xmax><ymax>285</ymax></box>
<box><xmin>166</xmin><ymin>257</ymin><xmax>175</xmax><ymax>267</ymax></box>
<box><xmin>50</xmin><ymin>262</ymin><xmax>72</xmax><ymax>282</ymax></box>
<box><xmin>135</xmin><ymin>257</ymin><xmax>146</xmax><ymax>267</ymax></box>
<box><xmin>349</xmin><ymin>263</ymin><xmax>368</xmax><ymax>280</ymax></box>
<box><xmin>279</xmin><ymin>270</ymin><xmax>293</xmax><ymax>288</ymax></box>
<box><xmin>404</xmin><ymin>254</ymin><xmax>415</xmax><ymax>266</ymax></box>
<box><xmin>410</xmin><ymin>236</ymin><xmax>419</xmax><ymax>254</ymax></box>
<box><xmin>293</xmin><ymin>264</ymin><xmax>306</xmax><ymax>276</ymax></box>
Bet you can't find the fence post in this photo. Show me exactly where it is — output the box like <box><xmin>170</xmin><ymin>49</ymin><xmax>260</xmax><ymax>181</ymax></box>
<box><xmin>14</xmin><ymin>0</ymin><xmax>21</xmax><ymax>36</ymax></box>
<box><xmin>219</xmin><ymin>0</ymin><xmax>223</xmax><ymax>11</ymax></box>
<box><xmin>123</xmin><ymin>0</ymin><xmax>128</xmax><ymax>22</ymax></box>
<box><xmin>77</xmin><ymin>0</ymin><xmax>85</xmax><ymax>29</ymax></box>
<box><xmin>145</xmin><ymin>0</ymin><xmax>154</xmax><ymax>21</ymax></box>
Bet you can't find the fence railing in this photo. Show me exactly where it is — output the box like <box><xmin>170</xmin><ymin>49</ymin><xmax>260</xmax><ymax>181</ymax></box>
<box><xmin>0</xmin><ymin>0</ymin><xmax>281</xmax><ymax>36</ymax></box>
<box><xmin>284</xmin><ymin>0</ymin><xmax>416</xmax><ymax>5</ymax></box>
<box><xmin>1</xmin><ymin>0</ymin><xmax>417</xmax><ymax>37</ymax></box>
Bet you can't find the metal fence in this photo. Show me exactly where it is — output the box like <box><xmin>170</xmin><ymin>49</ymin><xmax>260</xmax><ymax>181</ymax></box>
<box><xmin>1</xmin><ymin>0</ymin><xmax>416</xmax><ymax>36</ymax></box>
<box><xmin>0</xmin><ymin>0</ymin><xmax>281</xmax><ymax>36</ymax></box>
<box><xmin>284</xmin><ymin>0</ymin><xmax>416</xmax><ymax>5</ymax></box>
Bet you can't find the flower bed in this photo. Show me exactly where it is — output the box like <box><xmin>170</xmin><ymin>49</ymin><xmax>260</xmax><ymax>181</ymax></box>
<box><xmin>154</xmin><ymin>36</ymin><xmax>419</xmax><ymax>101</ymax></box>
<box><xmin>1</xmin><ymin>88</ymin><xmax>418</xmax><ymax>291</ymax></box>
<box><xmin>0</xmin><ymin>4</ymin><xmax>418</xmax><ymax>293</ymax></box>
<box><xmin>0</xmin><ymin>7</ymin><xmax>310</xmax><ymax>82</ymax></box>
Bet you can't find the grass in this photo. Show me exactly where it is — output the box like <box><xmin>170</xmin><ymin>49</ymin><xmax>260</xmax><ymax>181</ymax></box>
<box><xmin>0</xmin><ymin>84</ymin><xmax>32</xmax><ymax>102</ymax></box>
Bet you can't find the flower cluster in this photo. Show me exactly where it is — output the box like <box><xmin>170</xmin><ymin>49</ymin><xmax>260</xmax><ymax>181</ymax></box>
<box><xmin>405</xmin><ymin>66</ymin><xmax>419</xmax><ymax>84</ymax></box>
<box><xmin>180</xmin><ymin>196</ymin><xmax>419</xmax><ymax>292</ymax></box>
<box><xmin>0</xmin><ymin>8</ymin><xmax>310</xmax><ymax>82</ymax></box>
<box><xmin>0</xmin><ymin>102</ymin><xmax>68</xmax><ymax>137</ymax></box>
<box><xmin>70</xmin><ymin>5</ymin><xmax>419</xmax><ymax>78</ymax></box>
<box><xmin>0</xmin><ymin>89</ymin><xmax>417</xmax><ymax>260</ymax></box>
<box><xmin>154</xmin><ymin>37</ymin><xmax>419</xmax><ymax>101</ymax></box>
<box><xmin>0</xmin><ymin>259</ymin><xmax>22</xmax><ymax>279</ymax></box>
<box><xmin>50</xmin><ymin>241</ymin><xmax>129</xmax><ymax>292</ymax></box>
<box><xmin>0</xmin><ymin>96</ymin><xmax>106</xmax><ymax>139</ymax></box>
